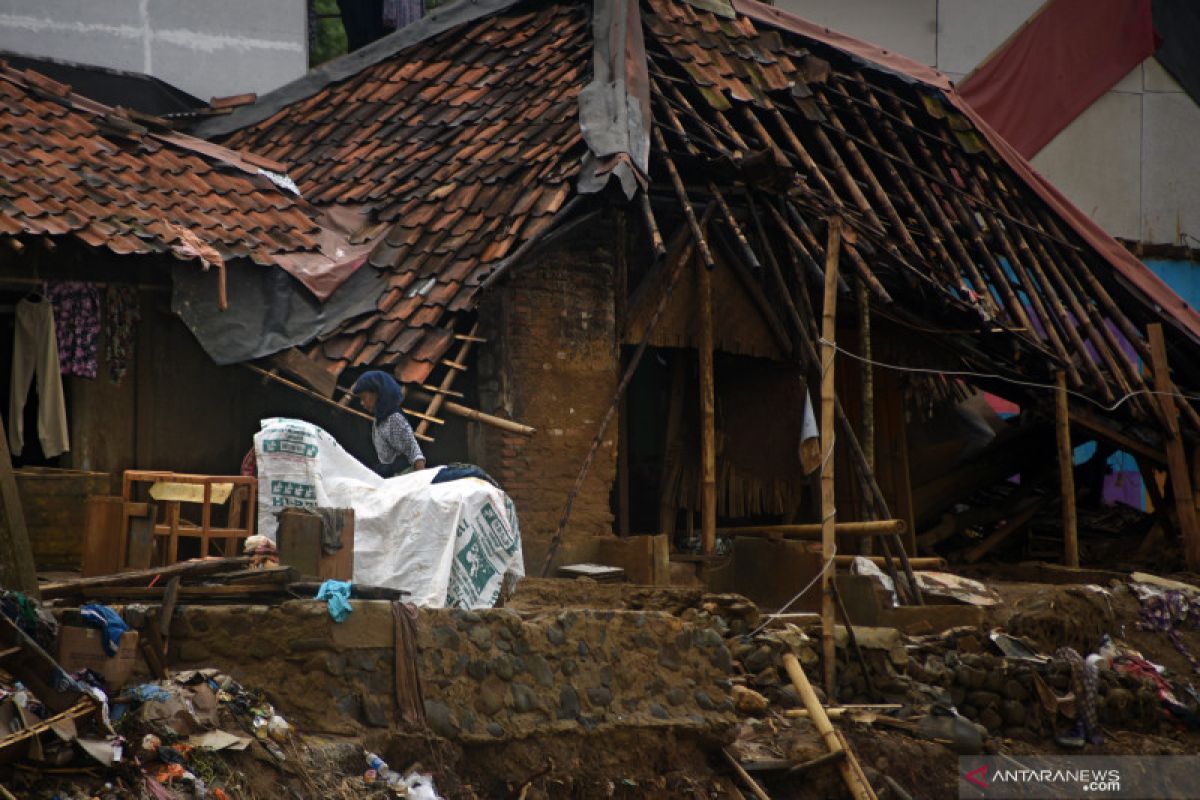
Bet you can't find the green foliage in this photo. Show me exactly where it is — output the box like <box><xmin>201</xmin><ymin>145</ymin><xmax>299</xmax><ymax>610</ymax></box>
<box><xmin>310</xmin><ymin>0</ymin><xmax>348</xmax><ymax>67</ymax></box>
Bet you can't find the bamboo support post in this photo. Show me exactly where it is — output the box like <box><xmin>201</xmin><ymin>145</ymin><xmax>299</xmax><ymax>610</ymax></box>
<box><xmin>819</xmin><ymin>217</ymin><xmax>843</xmax><ymax>699</ymax></box>
<box><xmin>782</xmin><ymin>229</ymin><xmax>920</xmax><ymax>604</ymax></box>
<box><xmin>698</xmin><ymin>249</ymin><xmax>718</xmax><ymax>556</ymax></box>
<box><xmin>1055</xmin><ymin>372</ymin><xmax>1079</xmax><ymax>568</ymax></box>
<box><xmin>1147</xmin><ymin>323</ymin><xmax>1200</xmax><ymax>569</ymax></box>
<box><xmin>781</xmin><ymin>653</ymin><xmax>876</xmax><ymax>800</ymax></box>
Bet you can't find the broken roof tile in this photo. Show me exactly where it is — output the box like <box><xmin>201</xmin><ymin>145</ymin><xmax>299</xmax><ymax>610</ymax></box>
<box><xmin>0</xmin><ymin>62</ymin><xmax>330</xmax><ymax>281</ymax></box>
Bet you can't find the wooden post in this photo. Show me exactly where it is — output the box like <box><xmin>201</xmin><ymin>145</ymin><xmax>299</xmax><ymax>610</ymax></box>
<box><xmin>698</xmin><ymin>256</ymin><xmax>717</xmax><ymax>556</ymax></box>
<box><xmin>1147</xmin><ymin>323</ymin><xmax>1200</xmax><ymax>569</ymax></box>
<box><xmin>819</xmin><ymin>217</ymin><xmax>843</xmax><ymax>699</ymax></box>
<box><xmin>1055</xmin><ymin>372</ymin><xmax>1079</xmax><ymax>567</ymax></box>
<box><xmin>0</xmin><ymin>415</ymin><xmax>38</xmax><ymax>597</ymax></box>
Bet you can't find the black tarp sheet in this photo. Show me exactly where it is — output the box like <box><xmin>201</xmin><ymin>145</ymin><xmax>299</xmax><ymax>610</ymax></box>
<box><xmin>171</xmin><ymin>260</ymin><xmax>381</xmax><ymax>366</ymax></box>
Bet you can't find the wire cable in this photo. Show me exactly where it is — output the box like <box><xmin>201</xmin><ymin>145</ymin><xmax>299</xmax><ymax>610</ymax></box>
<box><xmin>820</xmin><ymin>337</ymin><xmax>1200</xmax><ymax>414</ymax></box>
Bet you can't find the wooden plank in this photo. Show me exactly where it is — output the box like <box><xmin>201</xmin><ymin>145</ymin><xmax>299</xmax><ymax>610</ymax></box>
<box><xmin>0</xmin><ymin>414</ymin><xmax>37</xmax><ymax>596</ymax></box>
<box><xmin>1055</xmin><ymin>372</ymin><xmax>1079</xmax><ymax>568</ymax></box>
<box><xmin>76</xmin><ymin>585</ymin><xmax>284</xmax><ymax>600</ymax></box>
<box><xmin>1070</xmin><ymin>407</ymin><xmax>1166</xmax><ymax>467</ymax></box>
<box><xmin>1147</xmin><ymin>323</ymin><xmax>1200</xmax><ymax>569</ymax></box>
<box><xmin>271</xmin><ymin>347</ymin><xmax>338</xmax><ymax>398</ymax></box>
<box><xmin>82</xmin><ymin>497</ymin><xmax>125</xmax><ymax>578</ymax></box>
<box><xmin>698</xmin><ymin>256</ymin><xmax>717</xmax><ymax>556</ymax></box>
<box><xmin>39</xmin><ymin>557</ymin><xmax>251</xmax><ymax>600</ymax></box>
<box><xmin>963</xmin><ymin>496</ymin><xmax>1047</xmax><ymax>564</ymax></box>
<box><xmin>819</xmin><ymin>217</ymin><xmax>843</xmax><ymax>698</ymax></box>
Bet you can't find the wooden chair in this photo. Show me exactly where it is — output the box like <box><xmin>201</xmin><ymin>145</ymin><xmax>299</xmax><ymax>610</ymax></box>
<box><xmin>120</xmin><ymin>471</ymin><xmax>256</xmax><ymax>566</ymax></box>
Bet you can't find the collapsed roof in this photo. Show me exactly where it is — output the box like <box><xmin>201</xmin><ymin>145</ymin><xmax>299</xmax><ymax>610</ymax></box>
<box><xmin>0</xmin><ymin>61</ymin><xmax>358</xmax><ymax>307</ymax></box>
<box><xmin>192</xmin><ymin>0</ymin><xmax>1200</xmax><ymax>440</ymax></box>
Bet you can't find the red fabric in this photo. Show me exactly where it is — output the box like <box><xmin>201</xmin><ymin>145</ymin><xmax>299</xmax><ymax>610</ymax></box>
<box><xmin>957</xmin><ymin>0</ymin><xmax>1157</xmax><ymax>159</ymax></box>
<box><xmin>735</xmin><ymin>0</ymin><xmax>1200</xmax><ymax>346</ymax></box>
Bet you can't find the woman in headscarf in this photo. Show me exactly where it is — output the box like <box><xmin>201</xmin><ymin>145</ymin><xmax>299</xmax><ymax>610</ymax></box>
<box><xmin>351</xmin><ymin>370</ymin><xmax>426</xmax><ymax>476</ymax></box>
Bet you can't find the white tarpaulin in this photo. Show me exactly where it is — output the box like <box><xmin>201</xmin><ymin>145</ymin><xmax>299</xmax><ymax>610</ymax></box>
<box><xmin>254</xmin><ymin>418</ymin><xmax>523</xmax><ymax>608</ymax></box>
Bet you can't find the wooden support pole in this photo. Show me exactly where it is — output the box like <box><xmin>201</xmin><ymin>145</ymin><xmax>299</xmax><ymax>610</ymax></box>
<box><xmin>1147</xmin><ymin>323</ymin><xmax>1200</xmax><ymax>569</ymax></box>
<box><xmin>1055</xmin><ymin>372</ymin><xmax>1079</xmax><ymax>568</ymax></box>
<box><xmin>819</xmin><ymin>217</ymin><xmax>843</xmax><ymax>699</ymax></box>
<box><xmin>781</xmin><ymin>653</ymin><xmax>876</xmax><ymax>800</ymax></box>
<box><xmin>0</xmin><ymin>414</ymin><xmax>38</xmax><ymax>597</ymax></box>
<box><xmin>698</xmin><ymin>252</ymin><xmax>718</xmax><ymax>556</ymax></box>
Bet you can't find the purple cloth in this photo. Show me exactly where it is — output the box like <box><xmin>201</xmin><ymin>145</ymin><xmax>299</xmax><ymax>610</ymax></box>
<box><xmin>383</xmin><ymin>0</ymin><xmax>423</xmax><ymax>29</ymax></box>
<box><xmin>46</xmin><ymin>281</ymin><xmax>101</xmax><ymax>379</ymax></box>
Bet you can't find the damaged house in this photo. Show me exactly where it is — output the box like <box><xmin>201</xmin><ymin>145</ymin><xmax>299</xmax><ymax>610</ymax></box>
<box><xmin>0</xmin><ymin>63</ymin><xmax>380</xmax><ymax>581</ymax></box>
<box><xmin>175</xmin><ymin>0</ymin><xmax>1200</xmax><ymax>589</ymax></box>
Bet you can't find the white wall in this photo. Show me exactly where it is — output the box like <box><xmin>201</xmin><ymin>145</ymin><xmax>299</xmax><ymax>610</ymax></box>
<box><xmin>0</xmin><ymin>0</ymin><xmax>306</xmax><ymax>101</ymax></box>
<box><xmin>776</xmin><ymin>0</ymin><xmax>1200</xmax><ymax>246</ymax></box>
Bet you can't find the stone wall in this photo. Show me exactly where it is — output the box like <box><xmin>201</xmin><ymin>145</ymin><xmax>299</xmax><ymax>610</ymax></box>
<box><xmin>473</xmin><ymin>215</ymin><xmax>620</xmax><ymax>564</ymax></box>
<box><xmin>163</xmin><ymin>600</ymin><xmax>737</xmax><ymax>748</ymax></box>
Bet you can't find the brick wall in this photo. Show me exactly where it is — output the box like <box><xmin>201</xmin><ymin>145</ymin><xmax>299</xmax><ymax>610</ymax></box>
<box><xmin>474</xmin><ymin>216</ymin><xmax>620</xmax><ymax>562</ymax></box>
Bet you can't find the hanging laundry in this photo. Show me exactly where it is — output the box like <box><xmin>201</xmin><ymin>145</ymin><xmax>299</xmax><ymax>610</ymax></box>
<box><xmin>104</xmin><ymin>285</ymin><xmax>140</xmax><ymax>385</ymax></box>
<box><xmin>8</xmin><ymin>295</ymin><xmax>69</xmax><ymax>458</ymax></box>
<box><xmin>383</xmin><ymin>0</ymin><xmax>424</xmax><ymax>29</ymax></box>
<box><xmin>46</xmin><ymin>281</ymin><xmax>101</xmax><ymax>379</ymax></box>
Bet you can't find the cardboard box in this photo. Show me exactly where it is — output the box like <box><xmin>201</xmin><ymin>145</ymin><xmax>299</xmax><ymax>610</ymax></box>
<box><xmin>57</xmin><ymin>626</ymin><xmax>139</xmax><ymax>690</ymax></box>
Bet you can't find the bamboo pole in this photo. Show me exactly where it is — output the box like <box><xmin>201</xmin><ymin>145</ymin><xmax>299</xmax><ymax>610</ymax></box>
<box><xmin>1055</xmin><ymin>372</ymin><xmax>1079</xmax><ymax>568</ymax></box>
<box><xmin>699</xmin><ymin>249</ymin><xmax>718</xmax><ymax>556</ymax></box>
<box><xmin>781</xmin><ymin>653</ymin><xmax>876</xmax><ymax>800</ymax></box>
<box><xmin>819</xmin><ymin>217</ymin><xmax>843</xmax><ymax>699</ymax></box>
<box><xmin>1147</xmin><ymin>323</ymin><xmax>1200</xmax><ymax>569</ymax></box>
<box><xmin>779</xmin><ymin>234</ymin><xmax>919</xmax><ymax>604</ymax></box>
<box><xmin>720</xmin><ymin>520</ymin><xmax>907</xmax><ymax>538</ymax></box>
<box><xmin>721</xmin><ymin>750</ymin><xmax>771</xmax><ymax>800</ymax></box>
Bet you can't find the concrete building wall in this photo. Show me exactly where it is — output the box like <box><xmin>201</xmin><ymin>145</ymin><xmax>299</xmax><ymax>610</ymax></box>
<box><xmin>780</xmin><ymin>0</ymin><xmax>1200</xmax><ymax>246</ymax></box>
<box><xmin>0</xmin><ymin>0</ymin><xmax>306</xmax><ymax>100</ymax></box>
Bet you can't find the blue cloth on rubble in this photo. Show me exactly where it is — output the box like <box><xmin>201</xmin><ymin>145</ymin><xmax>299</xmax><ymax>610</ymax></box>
<box><xmin>80</xmin><ymin>603</ymin><xmax>128</xmax><ymax>656</ymax></box>
<box><xmin>315</xmin><ymin>580</ymin><xmax>353</xmax><ymax>623</ymax></box>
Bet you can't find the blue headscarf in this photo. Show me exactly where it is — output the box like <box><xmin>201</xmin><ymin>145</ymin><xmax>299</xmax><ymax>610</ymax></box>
<box><xmin>351</xmin><ymin>370</ymin><xmax>405</xmax><ymax>423</ymax></box>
